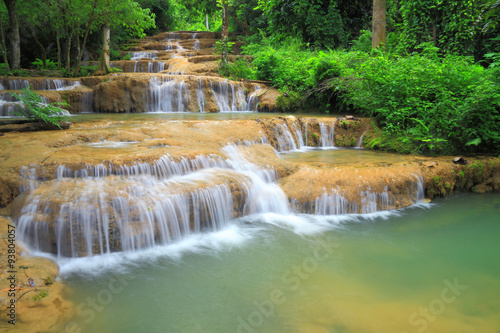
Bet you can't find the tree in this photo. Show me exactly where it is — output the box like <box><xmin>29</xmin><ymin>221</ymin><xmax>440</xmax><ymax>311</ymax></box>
<box><xmin>0</xmin><ymin>2</ymin><xmax>10</xmax><ymax>69</ymax></box>
<box><xmin>2</xmin><ymin>0</ymin><xmax>20</xmax><ymax>69</ymax></box>
<box><xmin>217</xmin><ymin>0</ymin><xmax>230</xmax><ymax>66</ymax></box>
<box><xmin>372</xmin><ymin>0</ymin><xmax>386</xmax><ymax>49</ymax></box>
<box><xmin>96</xmin><ymin>0</ymin><xmax>155</xmax><ymax>73</ymax></box>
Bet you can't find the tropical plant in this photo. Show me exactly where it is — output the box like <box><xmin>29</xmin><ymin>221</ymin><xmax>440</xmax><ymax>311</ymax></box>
<box><xmin>10</xmin><ymin>86</ymin><xmax>69</xmax><ymax>129</ymax></box>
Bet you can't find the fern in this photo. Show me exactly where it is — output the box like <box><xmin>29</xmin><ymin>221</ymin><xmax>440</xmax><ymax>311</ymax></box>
<box><xmin>10</xmin><ymin>86</ymin><xmax>69</xmax><ymax>129</ymax></box>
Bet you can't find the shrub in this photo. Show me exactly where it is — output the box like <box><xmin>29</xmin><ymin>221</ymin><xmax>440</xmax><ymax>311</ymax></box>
<box><xmin>31</xmin><ymin>58</ymin><xmax>58</xmax><ymax>70</ymax></box>
<box><xmin>338</xmin><ymin>47</ymin><xmax>500</xmax><ymax>154</ymax></box>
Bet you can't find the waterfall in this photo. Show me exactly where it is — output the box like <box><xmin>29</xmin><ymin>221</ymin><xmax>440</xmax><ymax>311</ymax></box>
<box><xmin>133</xmin><ymin>61</ymin><xmax>139</xmax><ymax>72</ymax></box>
<box><xmin>210</xmin><ymin>81</ymin><xmax>259</xmax><ymax>112</ymax></box>
<box><xmin>147</xmin><ymin>62</ymin><xmax>166</xmax><ymax>73</ymax></box>
<box><xmin>53</xmin><ymin>79</ymin><xmax>81</xmax><ymax>91</ymax></box>
<box><xmin>130</xmin><ymin>51</ymin><xmax>158</xmax><ymax>60</ymax></box>
<box><xmin>356</xmin><ymin>131</ymin><xmax>366</xmax><ymax>148</ymax></box>
<box><xmin>210</xmin><ymin>80</ymin><xmax>231</xmax><ymax>111</ymax></box>
<box><xmin>16</xmin><ymin>173</ymin><xmax>237</xmax><ymax>257</ymax></box>
<box><xmin>81</xmin><ymin>92</ymin><xmax>94</xmax><ymax>113</ymax></box>
<box><xmin>193</xmin><ymin>33</ymin><xmax>200</xmax><ymax>51</ymax></box>
<box><xmin>304</xmin><ymin>122</ymin><xmax>308</xmax><ymax>147</ymax></box>
<box><xmin>273</xmin><ymin>123</ymin><xmax>298</xmax><ymax>152</ymax></box>
<box><xmin>4</xmin><ymin>78</ymin><xmax>80</xmax><ymax>91</ymax></box>
<box><xmin>148</xmin><ymin>77</ymin><xmax>189</xmax><ymax>112</ymax></box>
<box><xmin>291</xmin><ymin>122</ymin><xmax>304</xmax><ymax>149</ymax></box>
<box><xmin>0</xmin><ymin>93</ymin><xmax>19</xmax><ymax>117</ymax></box>
<box><xmin>16</xmin><ymin>145</ymin><xmax>290</xmax><ymax>258</ymax></box>
<box><xmin>223</xmin><ymin>145</ymin><xmax>290</xmax><ymax>215</ymax></box>
<box><xmin>247</xmin><ymin>85</ymin><xmax>261</xmax><ymax>112</ymax></box>
<box><xmin>196</xmin><ymin>78</ymin><xmax>205</xmax><ymax>112</ymax></box>
<box><xmin>7</xmin><ymin>79</ymin><xmax>30</xmax><ymax>90</ymax></box>
<box><xmin>0</xmin><ymin>100</ymin><xmax>17</xmax><ymax>117</ymax></box>
<box><xmin>319</xmin><ymin>122</ymin><xmax>335</xmax><ymax>147</ymax></box>
<box><xmin>54</xmin><ymin>154</ymin><xmax>231</xmax><ymax>180</ymax></box>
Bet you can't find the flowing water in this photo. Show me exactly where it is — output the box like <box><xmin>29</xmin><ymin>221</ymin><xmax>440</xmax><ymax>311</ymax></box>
<box><xmin>56</xmin><ymin>193</ymin><xmax>500</xmax><ymax>333</ymax></box>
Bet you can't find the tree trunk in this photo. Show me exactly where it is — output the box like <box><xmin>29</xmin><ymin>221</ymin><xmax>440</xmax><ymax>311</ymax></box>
<box><xmin>73</xmin><ymin>0</ymin><xmax>98</xmax><ymax>76</ymax></box>
<box><xmin>65</xmin><ymin>25</ymin><xmax>74</xmax><ymax>70</ymax></box>
<box><xmin>371</xmin><ymin>0</ymin><xmax>386</xmax><ymax>49</ymax></box>
<box><xmin>0</xmin><ymin>16</ymin><xmax>10</xmax><ymax>70</ymax></box>
<box><xmin>100</xmin><ymin>23</ymin><xmax>111</xmax><ymax>73</ymax></box>
<box><xmin>75</xmin><ymin>27</ymin><xmax>80</xmax><ymax>64</ymax></box>
<box><xmin>2</xmin><ymin>0</ymin><xmax>20</xmax><ymax>69</ymax></box>
<box><xmin>28</xmin><ymin>23</ymin><xmax>46</xmax><ymax>68</ymax></box>
<box><xmin>56</xmin><ymin>26</ymin><xmax>61</xmax><ymax>69</ymax></box>
<box><xmin>221</xmin><ymin>1</ymin><xmax>229</xmax><ymax>66</ymax></box>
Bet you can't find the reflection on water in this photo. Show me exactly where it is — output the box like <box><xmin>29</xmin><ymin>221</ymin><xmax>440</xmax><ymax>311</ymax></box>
<box><xmin>62</xmin><ymin>193</ymin><xmax>500</xmax><ymax>333</ymax></box>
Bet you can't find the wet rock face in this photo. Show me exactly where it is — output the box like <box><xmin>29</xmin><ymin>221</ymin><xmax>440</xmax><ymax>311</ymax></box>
<box><xmin>93</xmin><ymin>76</ymin><xmax>150</xmax><ymax>113</ymax></box>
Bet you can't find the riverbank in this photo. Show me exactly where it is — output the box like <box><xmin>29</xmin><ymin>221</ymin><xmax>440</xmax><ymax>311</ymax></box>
<box><xmin>0</xmin><ymin>216</ymin><xmax>74</xmax><ymax>332</ymax></box>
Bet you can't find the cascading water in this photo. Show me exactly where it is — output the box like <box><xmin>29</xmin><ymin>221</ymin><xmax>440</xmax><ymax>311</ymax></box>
<box><xmin>148</xmin><ymin>77</ymin><xmax>189</xmax><ymax>112</ymax></box>
<box><xmin>319</xmin><ymin>122</ymin><xmax>335</xmax><ymax>147</ymax></box>
<box><xmin>210</xmin><ymin>81</ymin><xmax>260</xmax><ymax>112</ymax></box>
<box><xmin>15</xmin><ymin>145</ymin><xmax>290</xmax><ymax>258</ymax></box>
<box><xmin>273</xmin><ymin>123</ymin><xmax>298</xmax><ymax>152</ymax></box>
<box><xmin>356</xmin><ymin>131</ymin><xmax>366</xmax><ymax>148</ymax></box>
<box><xmin>246</xmin><ymin>85</ymin><xmax>261</xmax><ymax>112</ymax></box>
<box><xmin>196</xmin><ymin>78</ymin><xmax>205</xmax><ymax>112</ymax></box>
<box><xmin>304</xmin><ymin>122</ymin><xmax>308</xmax><ymax>147</ymax></box>
<box><xmin>130</xmin><ymin>51</ymin><xmax>158</xmax><ymax>60</ymax></box>
<box><xmin>192</xmin><ymin>33</ymin><xmax>200</xmax><ymax>51</ymax></box>
<box><xmin>81</xmin><ymin>92</ymin><xmax>94</xmax><ymax>113</ymax></box>
<box><xmin>1</xmin><ymin>78</ymin><xmax>81</xmax><ymax>91</ymax></box>
<box><xmin>147</xmin><ymin>62</ymin><xmax>166</xmax><ymax>73</ymax></box>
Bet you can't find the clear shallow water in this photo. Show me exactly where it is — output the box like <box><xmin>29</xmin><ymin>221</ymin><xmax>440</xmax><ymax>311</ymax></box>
<box><xmin>281</xmin><ymin>147</ymin><xmax>421</xmax><ymax>166</ymax></box>
<box><xmin>68</xmin><ymin>112</ymin><xmax>340</xmax><ymax>122</ymax></box>
<box><xmin>60</xmin><ymin>193</ymin><xmax>500</xmax><ymax>333</ymax></box>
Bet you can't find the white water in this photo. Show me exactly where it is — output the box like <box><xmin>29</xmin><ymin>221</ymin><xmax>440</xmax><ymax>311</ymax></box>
<box><xmin>196</xmin><ymin>78</ymin><xmax>205</xmax><ymax>112</ymax></box>
<box><xmin>273</xmin><ymin>123</ymin><xmax>298</xmax><ymax>152</ymax></box>
<box><xmin>148</xmin><ymin>77</ymin><xmax>189</xmax><ymax>112</ymax></box>
<box><xmin>319</xmin><ymin>122</ymin><xmax>335</xmax><ymax>147</ymax></box>
<box><xmin>356</xmin><ymin>131</ymin><xmax>366</xmax><ymax>148</ymax></box>
<box><xmin>16</xmin><ymin>145</ymin><xmax>290</xmax><ymax>259</ymax></box>
<box><xmin>130</xmin><ymin>51</ymin><xmax>158</xmax><ymax>60</ymax></box>
<box><xmin>1</xmin><ymin>78</ymin><xmax>81</xmax><ymax>91</ymax></box>
<box><xmin>80</xmin><ymin>92</ymin><xmax>94</xmax><ymax>113</ymax></box>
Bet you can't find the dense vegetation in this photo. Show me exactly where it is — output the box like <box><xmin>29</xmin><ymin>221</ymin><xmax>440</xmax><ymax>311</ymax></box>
<box><xmin>1</xmin><ymin>0</ymin><xmax>499</xmax><ymax>155</ymax></box>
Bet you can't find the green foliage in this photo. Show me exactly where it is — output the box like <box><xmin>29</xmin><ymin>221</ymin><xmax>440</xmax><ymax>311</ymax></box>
<box><xmin>10</xmin><ymin>87</ymin><xmax>69</xmax><ymax>129</ymax></box>
<box><xmin>256</xmin><ymin>0</ymin><xmax>348</xmax><ymax>49</ymax></box>
<box><xmin>219</xmin><ymin>57</ymin><xmax>255</xmax><ymax>80</ymax></box>
<box><xmin>79</xmin><ymin>65</ymin><xmax>97</xmax><ymax>77</ymax></box>
<box><xmin>337</xmin><ymin>46</ymin><xmax>500</xmax><ymax>155</ymax></box>
<box><xmin>43</xmin><ymin>276</ymin><xmax>53</xmax><ymax>286</ymax></box>
<box><xmin>31</xmin><ymin>59</ymin><xmax>58</xmax><ymax>70</ymax></box>
<box><xmin>276</xmin><ymin>90</ymin><xmax>302</xmax><ymax>111</ymax></box>
<box><xmin>122</xmin><ymin>53</ymin><xmax>132</xmax><ymax>60</ymax></box>
<box><xmin>214</xmin><ymin>39</ymin><xmax>235</xmax><ymax>57</ymax></box>
<box><xmin>33</xmin><ymin>290</ymin><xmax>48</xmax><ymax>302</ymax></box>
<box><xmin>240</xmin><ymin>36</ymin><xmax>499</xmax><ymax>155</ymax></box>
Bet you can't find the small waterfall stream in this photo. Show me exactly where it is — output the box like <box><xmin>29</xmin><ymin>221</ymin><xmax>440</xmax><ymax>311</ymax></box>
<box><xmin>319</xmin><ymin>122</ymin><xmax>335</xmax><ymax>147</ymax></box>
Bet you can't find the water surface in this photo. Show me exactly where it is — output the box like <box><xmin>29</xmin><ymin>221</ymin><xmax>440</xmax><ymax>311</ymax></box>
<box><xmin>61</xmin><ymin>193</ymin><xmax>500</xmax><ymax>333</ymax></box>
